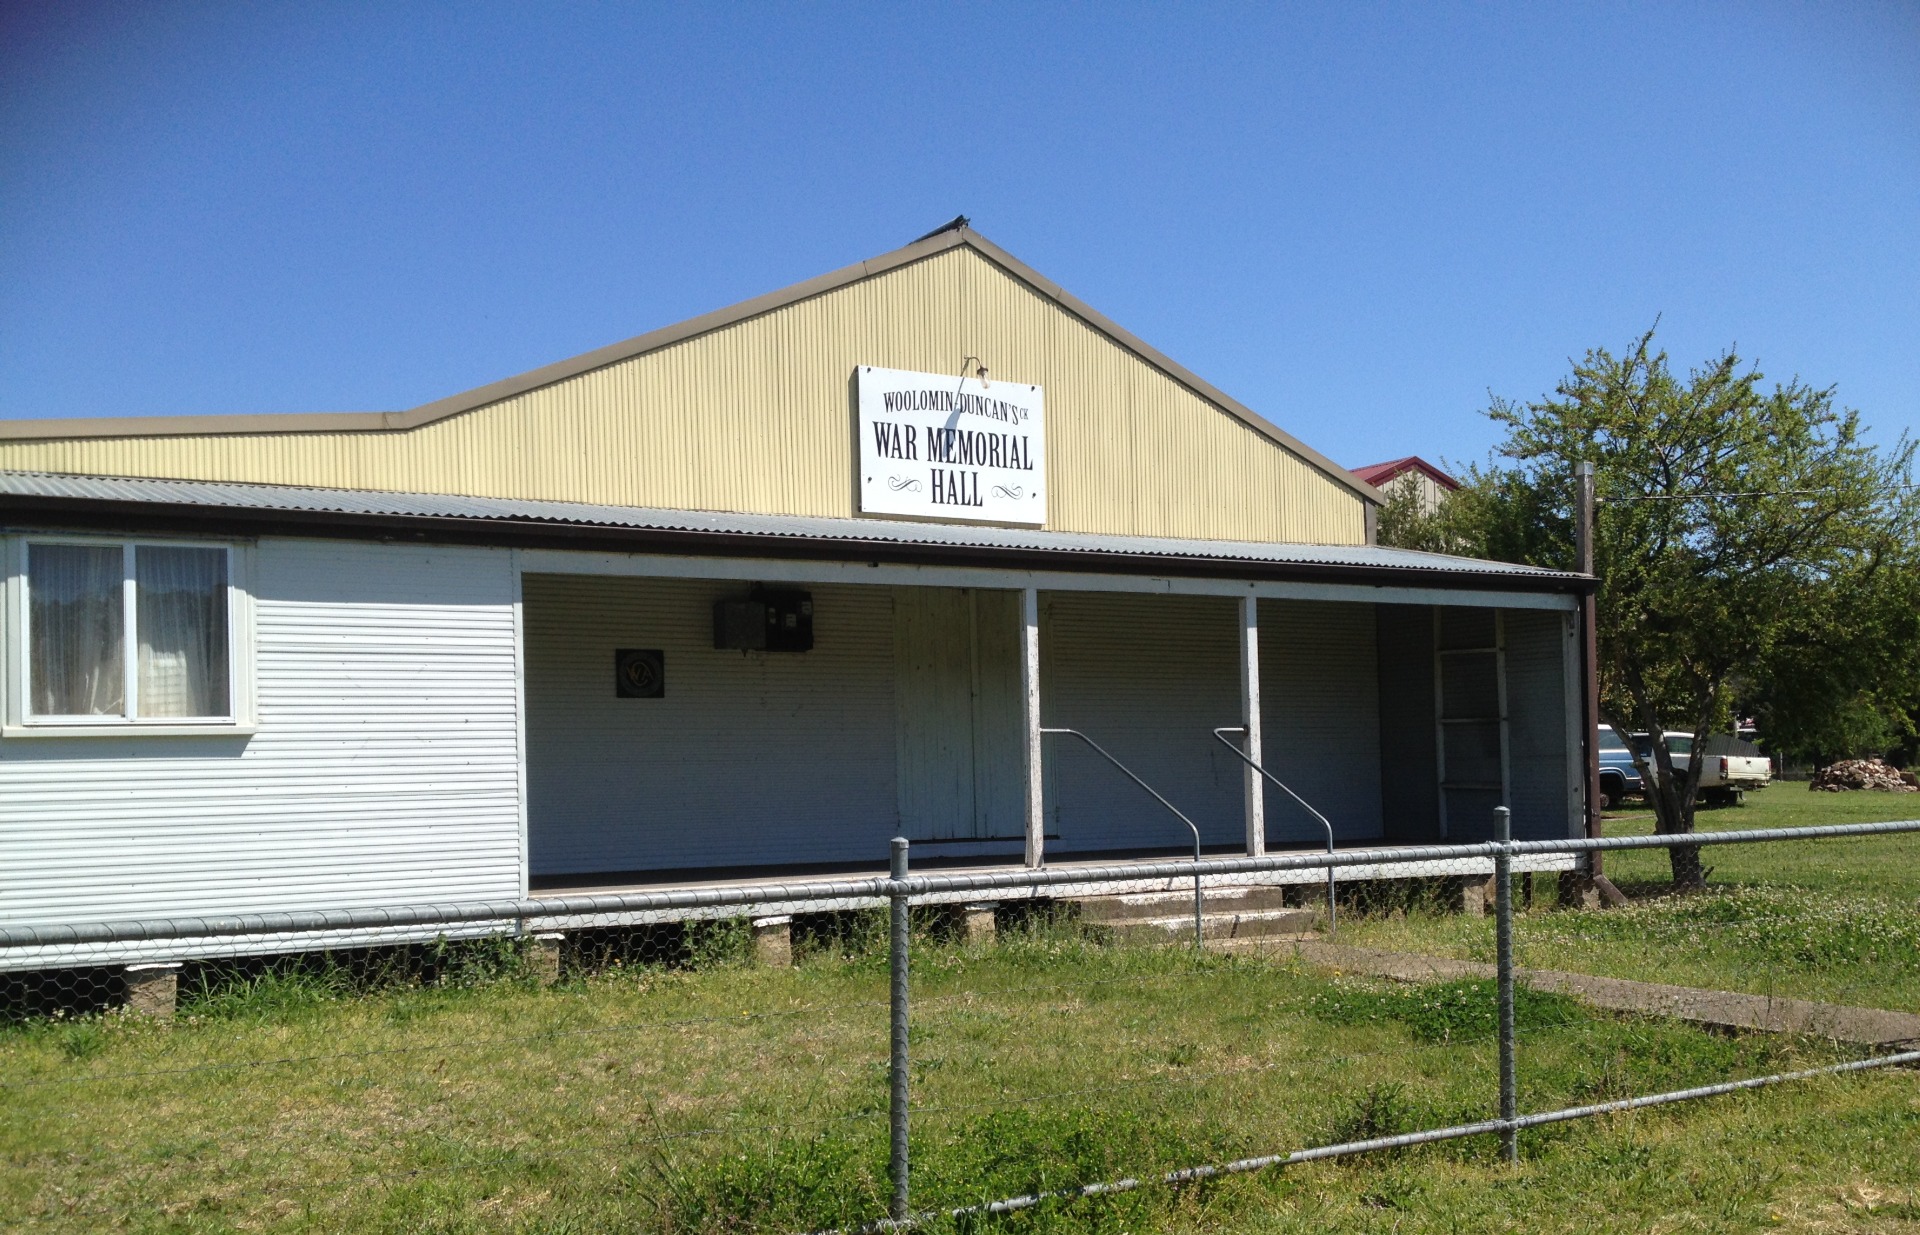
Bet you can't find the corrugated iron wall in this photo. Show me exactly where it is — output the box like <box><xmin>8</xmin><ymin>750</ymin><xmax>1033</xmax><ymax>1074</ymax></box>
<box><xmin>1040</xmin><ymin>591</ymin><xmax>1245</xmax><ymax>852</ymax></box>
<box><xmin>1375</xmin><ymin>604</ymin><xmax>1440</xmax><ymax>842</ymax></box>
<box><xmin>1369</xmin><ymin>604</ymin><xmax>1579</xmax><ymax>846</ymax></box>
<box><xmin>1258</xmin><ymin>599</ymin><xmax>1384</xmax><ymax>843</ymax></box>
<box><xmin>1437</xmin><ymin>607</ymin><xmax>1505</xmax><ymax>843</ymax></box>
<box><xmin>0</xmin><ymin>538</ymin><xmax>524</xmax><ymax>925</ymax></box>
<box><xmin>0</xmin><ymin>248</ymin><xmax>1364</xmax><ymax>545</ymax></box>
<box><xmin>522</xmin><ymin>574</ymin><xmax>899</xmax><ymax>876</ymax></box>
<box><xmin>1503</xmin><ymin>607</ymin><xmax>1580</xmax><ymax>841</ymax></box>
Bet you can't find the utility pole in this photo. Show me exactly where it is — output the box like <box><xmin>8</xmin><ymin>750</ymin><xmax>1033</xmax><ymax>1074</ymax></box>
<box><xmin>1571</xmin><ymin>462</ymin><xmax>1625</xmax><ymax>908</ymax></box>
<box><xmin>1575</xmin><ymin>461</ymin><xmax>1601</xmax><ymax>875</ymax></box>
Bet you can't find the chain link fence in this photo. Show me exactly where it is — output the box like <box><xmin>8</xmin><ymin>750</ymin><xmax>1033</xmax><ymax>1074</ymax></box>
<box><xmin>4</xmin><ymin>819</ymin><xmax>1919</xmax><ymax>1231</ymax></box>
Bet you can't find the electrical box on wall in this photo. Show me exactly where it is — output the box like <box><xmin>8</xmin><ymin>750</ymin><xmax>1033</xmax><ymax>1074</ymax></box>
<box><xmin>713</xmin><ymin>589</ymin><xmax>814</xmax><ymax>652</ymax></box>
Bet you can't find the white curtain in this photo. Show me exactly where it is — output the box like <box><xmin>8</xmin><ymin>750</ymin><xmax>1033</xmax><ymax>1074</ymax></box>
<box><xmin>136</xmin><ymin>547</ymin><xmax>229</xmax><ymax>718</ymax></box>
<box><xmin>28</xmin><ymin>544</ymin><xmax>125</xmax><ymax>716</ymax></box>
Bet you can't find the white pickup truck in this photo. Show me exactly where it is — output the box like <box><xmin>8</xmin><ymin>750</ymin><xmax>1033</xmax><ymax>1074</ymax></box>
<box><xmin>1634</xmin><ymin>731</ymin><xmax>1773</xmax><ymax>806</ymax></box>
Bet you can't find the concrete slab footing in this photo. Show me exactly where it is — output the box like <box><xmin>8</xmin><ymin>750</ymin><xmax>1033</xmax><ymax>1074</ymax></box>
<box><xmin>961</xmin><ymin>904</ymin><xmax>998</xmax><ymax>945</ymax></box>
<box><xmin>752</xmin><ymin>916</ymin><xmax>793</xmax><ymax>967</ymax></box>
<box><xmin>528</xmin><ymin>933</ymin><xmax>565</xmax><ymax>985</ymax></box>
<box><xmin>125</xmin><ymin>963</ymin><xmax>181</xmax><ymax>1019</ymax></box>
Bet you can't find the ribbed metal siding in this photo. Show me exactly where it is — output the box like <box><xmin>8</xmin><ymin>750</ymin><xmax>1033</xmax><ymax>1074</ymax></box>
<box><xmin>1375</xmin><ymin>604</ymin><xmax>1440</xmax><ymax>842</ymax></box>
<box><xmin>1040</xmin><ymin>592</ymin><xmax>1243</xmax><ymax>851</ymax></box>
<box><xmin>522</xmin><ymin>575</ymin><xmax>898</xmax><ymax>875</ymax></box>
<box><xmin>0</xmin><ymin>538</ymin><xmax>523</xmax><ymax>925</ymax></box>
<box><xmin>1434</xmin><ymin>607</ymin><xmax>1505</xmax><ymax>843</ymax></box>
<box><xmin>1503</xmin><ymin>608</ymin><xmax>1578</xmax><ymax>840</ymax></box>
<box><xmin>0</xmin><ymin>249</ymin><xmax>1364</xmax><ymax>545</ymax></box>
<box><xmin>1257</xmin><ymin>599</ymin><xmax>1384</xmax><ymax>842</ymax></box>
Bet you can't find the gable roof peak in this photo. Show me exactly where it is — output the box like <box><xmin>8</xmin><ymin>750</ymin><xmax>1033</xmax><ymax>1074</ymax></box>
<box><xmin>0</xmin><ymin>224</ymin><xmax>1382</xmax><ymax>504</ymax></box>
<box><xmin>912</xmin><ymin>215</ymin><xmax>972</xmax><ymax>243</ymax></box>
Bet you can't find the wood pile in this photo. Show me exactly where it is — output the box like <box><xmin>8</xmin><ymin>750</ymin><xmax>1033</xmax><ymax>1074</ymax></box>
<box><xmin>1809</xmin><ymin>758</ymin><xmax>1920</xmax><ymax>793</ymax></box>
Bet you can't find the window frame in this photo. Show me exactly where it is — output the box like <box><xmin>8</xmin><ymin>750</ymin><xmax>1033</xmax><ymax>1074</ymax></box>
<box><xmin>4</xmin><ymin>534</ymin><xmax>256</xmax><ymax>737</ymax></box>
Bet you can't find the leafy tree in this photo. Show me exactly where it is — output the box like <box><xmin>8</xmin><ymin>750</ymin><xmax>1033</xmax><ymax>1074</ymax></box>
<box><xmin>1375</xmin><ymin>478</ymin><xmax>1461</xmax><ymax>554</ymax></box>
<box><xmin>1746</xmin><ymin>540</ymin><xmax>1920</xmax><ymax>766</ymax></box>
<box><xmin>1385</xmin><ymin>330</ymin><xmax>1914</xmax><ymax>886</ymax></box>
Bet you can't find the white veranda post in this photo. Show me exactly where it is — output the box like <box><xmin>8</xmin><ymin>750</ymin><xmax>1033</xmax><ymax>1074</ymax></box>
<box><xmin>1240</xmin><ymin>595</ymin><xmax>1265</xmax><ymax>855</ymax></box>
<box><xmin>1021</xmin><ymin>587</ymin><xmax>1044</xmax><ymax>867</ymax></box>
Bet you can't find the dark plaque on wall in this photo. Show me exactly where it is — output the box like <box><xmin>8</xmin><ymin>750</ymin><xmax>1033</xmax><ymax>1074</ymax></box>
<box><xmin>614</xmin><ymin>649</ymin><xmax>665</xmax><ymax>698</ymax></box>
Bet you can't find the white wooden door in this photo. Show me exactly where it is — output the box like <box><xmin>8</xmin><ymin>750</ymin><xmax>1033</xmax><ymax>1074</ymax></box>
<box><xmin>894</xmin><ymin>587</ymin><xmax>1024</xmax><ymax>840</ymax></box>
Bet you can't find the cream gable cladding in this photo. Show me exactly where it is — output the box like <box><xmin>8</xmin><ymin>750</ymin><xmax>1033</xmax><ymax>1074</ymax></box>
<box><xmin>0</xmin><ymin>244</ymin><xmax>1368</xmax><ymax>545</ymax></box>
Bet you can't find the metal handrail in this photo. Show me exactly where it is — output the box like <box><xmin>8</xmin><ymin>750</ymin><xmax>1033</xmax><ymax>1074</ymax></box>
<box><xmin>1212</xmin><ymin>727</ymin><xmax>1338</xmax><ymax>935</ymax></box>
<box><xmin>1040</xmin><ymin>726</ymin><xmax>1205</xmax><ymax>947</ymax></box>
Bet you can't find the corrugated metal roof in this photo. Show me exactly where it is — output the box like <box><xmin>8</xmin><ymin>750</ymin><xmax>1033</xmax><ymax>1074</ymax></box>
<box><xmin>0</xmin><ymin>469</ymin><xmax>1580</xmax><ymax>584</ymax></box>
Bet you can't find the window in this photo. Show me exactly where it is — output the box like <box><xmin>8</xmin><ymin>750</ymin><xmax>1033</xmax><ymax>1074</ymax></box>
<box><xmin>14</xmin><ymin>539</ymin><xmax>244</xmax><ymax>729</ymax></box>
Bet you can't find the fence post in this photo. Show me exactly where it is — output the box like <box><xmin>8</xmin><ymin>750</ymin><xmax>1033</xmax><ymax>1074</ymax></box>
<box><xmin>889</xmin><ymin>837</ymin><xmax>911</xmax><ymax>1223</ymax></box>
<box><xmin>1494</xmin><ymin>805</ymin><xmax>1518</xmax><ymax>1164</ymax></box>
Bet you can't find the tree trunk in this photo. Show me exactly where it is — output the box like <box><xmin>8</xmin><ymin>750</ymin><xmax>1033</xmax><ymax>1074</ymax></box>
<box><xmin>1612</xmin><ymin>684</ymin><xmax>1710</xmax><ymax>891</ymax></box>
<box><xmin>1645</xmin><ymin>769</ymin><xmax>1705</xmax><ymax>888</ymax></box>
<box><xmin>1656</xmin><ymin>813</ymin><xmax>1705</xmax><ymax>887</ymax></box>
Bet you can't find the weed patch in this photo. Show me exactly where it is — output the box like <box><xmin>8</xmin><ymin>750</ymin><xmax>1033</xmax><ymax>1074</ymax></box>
<box><xmin>174</xmin><ymin>936</ymin><xmax>539</xmax><ymax>1023</ymax></box>
<box><xmin>654</xmin><ymin>1107</ymin><xmax>1253</xmax><ymax>1235</ymax></box>
<box><xmin>1530</xmin><ymin>885</ymin><xmax>1920</xmax><ymax>972</ymax></box>
<box><xmin>1306</xmin><ymin>978</ymin><xmax>1585</xmax><ymax>1043</ymax></box>
<box><xmin>650</xmin><ymin>1126</ymin><xmax>887</xmax><ymax>1233</ymax></box>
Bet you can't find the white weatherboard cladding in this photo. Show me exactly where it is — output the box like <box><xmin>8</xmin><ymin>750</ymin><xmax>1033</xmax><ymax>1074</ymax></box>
<box><xmin>522</xmin><ymin>575</ymin><xmax>898</xmax><ymax>875</ymax></box>
<box><xmin>1040</xmin><ymin>592</ymin><xmax>1244</xmax><ymax>851</ymax></box>
<box><xmin>0</xmin><ymin>538</ymin><xmax>523</xmax><ymax>936</ymax></box>
<box><xmin>1257</xmin><ymin>600</ymin><xmax>1385</xmax><ymax>844</ymax></box>
<box><xmin>857</xmin><ymin>366</ymin><xmax>1047</xmax><ymax>525</ymax></box>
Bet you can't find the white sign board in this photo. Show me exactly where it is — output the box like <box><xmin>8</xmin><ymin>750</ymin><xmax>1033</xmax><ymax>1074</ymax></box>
<box><xmin>856</xmin><ymin>366</ymin><xmax>1047</xmax><ymax>526</ymax></box>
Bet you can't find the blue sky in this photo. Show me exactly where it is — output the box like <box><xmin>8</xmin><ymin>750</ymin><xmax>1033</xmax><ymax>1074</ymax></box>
<box><xmin>2</xmin><ymin>2</ymin><xmax>1915</xmax><ymax>471</ymax></box>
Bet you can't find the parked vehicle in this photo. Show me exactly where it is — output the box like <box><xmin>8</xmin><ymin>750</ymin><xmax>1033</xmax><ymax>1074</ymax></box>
<box><xmin>1596</xmin><ymin>725</ymin><xmax>1643</xmax><ymax>810</ymax></box>
<box><xmin>1631</xmin><ymin>731</ymin><xmax>1772</xmax><ymax>806</ymax></box>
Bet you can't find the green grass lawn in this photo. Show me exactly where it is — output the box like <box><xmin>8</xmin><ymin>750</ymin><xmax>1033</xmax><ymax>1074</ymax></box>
<box><xmin>3</xmin><ymin>917</ymin><xmax>1918</xmax><ymax>1233</ymax></box>
<box><xmin>1601</xmin><ymin>784</ymin><xmax>1920</xmax><ymax>898</ymax></box>
<box><xmin>1339</xmin><ymin>786</ymin><xmax>1920</xmax><ymax>1012</ymax></box>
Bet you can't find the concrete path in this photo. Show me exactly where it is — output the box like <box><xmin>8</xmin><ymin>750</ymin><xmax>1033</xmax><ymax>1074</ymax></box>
<box><xmin>1236</xmin><ymin>939</ymin><xmax>1920</xmax><ymax>1047</ymax></box>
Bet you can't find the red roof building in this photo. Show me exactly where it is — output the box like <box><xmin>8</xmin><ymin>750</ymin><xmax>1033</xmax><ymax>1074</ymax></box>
<box><xmin>1350</xmin><ymin>456</ymin><xmax>1461</xmax><ymax>492</ymax></box>
<box><xmin>1351</xmin><ymin>456</ymin><xmax>1461</xmax><ymax>516</ymax></box>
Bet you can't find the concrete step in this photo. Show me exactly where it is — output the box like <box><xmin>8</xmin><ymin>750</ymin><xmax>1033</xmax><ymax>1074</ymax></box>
<box><xmin>1072</xmin><ymin>884</ymin><xmax>1295</xmax><ymax>924</ymax></box>
<box><xmin>1103</xmin><ymin>907</ymin><xmax>1319</xmax><ymax>944</ymax></box>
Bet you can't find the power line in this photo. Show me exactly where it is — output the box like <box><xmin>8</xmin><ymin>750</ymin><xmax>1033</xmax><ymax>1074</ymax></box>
<box><xmin>1600</xmin><ymin>484</ymin><xmax>1916</xmax><ymax>504</ymax></box>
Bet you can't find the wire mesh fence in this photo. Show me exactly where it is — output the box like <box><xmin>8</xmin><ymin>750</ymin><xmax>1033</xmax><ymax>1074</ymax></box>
<box><xmin>4</xmin><ymin>817</ymin><xmax>1919</xmax><ymax>1232</ymax></box>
